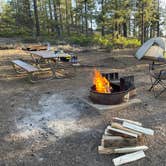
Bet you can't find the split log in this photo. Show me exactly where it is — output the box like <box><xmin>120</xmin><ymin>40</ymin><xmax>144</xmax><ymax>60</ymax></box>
<box><xmin>111</xmin><ymin>123</ymin><xmax>142</xmax><ymax>136</ymax></box>
<box><xmin>104</xmin><ymin>128</ymin><xmax>112</xmax><ymax>136</ymax></box>
<box><xmin>114</xmin><ymin>146</ymin><xmax>148</xmax><ymax>153</ymax></box>
<box><xmin>26</xmin><ymin>45</ymin><xmax>47</xmax><ymax>51</ymax></box>
<box><xmin>123</xmin><ymin>122</ymin><xmax>154</xmax><ymax>136</ymax></box>
<box><xmin>107</xmin><ymin>126</ymin><xmax>138</xmax><ymax>138</ymax></box>
<box><xmin>101</xmin><ymin>135</ymin><xmax>137</xmax><ymax>148</ymax></box>
<box><xmin>112</xmin><ymin>150</ymin><xmax>145</xmax><ymax>166</ymax></box>
<box><xmin>112</xmin><ymin>117</ymin><xmax>142</xmax><ymax>126</ymax></box>
<box><xmin>98</xmin><ymin>146</ymin><xmax>114</xmax><ymax>154</ymax></box>
<box><xmin>98</xmin><ymin>146</ymin><xmax>148</xmax><ymax>154</ymax></box>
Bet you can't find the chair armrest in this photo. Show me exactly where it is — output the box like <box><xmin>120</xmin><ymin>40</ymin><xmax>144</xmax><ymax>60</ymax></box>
<box><xmin>149</xmin><ymin>61</ymin><xmax>166</xmax><ymax>71</ymax></box>
<box><xmin>159</xmin><ymin>69</ymin><xmax>166</xmax><ymax>78</ymax></box>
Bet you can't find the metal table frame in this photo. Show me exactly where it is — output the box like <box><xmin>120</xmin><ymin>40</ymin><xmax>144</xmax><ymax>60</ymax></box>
<box><xmin>28</xmin><ymin>51</ymin><xmax>75</xmax><ymax>78</ymax></box>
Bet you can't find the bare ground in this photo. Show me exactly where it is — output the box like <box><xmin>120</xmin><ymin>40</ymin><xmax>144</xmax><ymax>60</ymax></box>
<box><xmin>0</xmin><ymin>47</ymin><xmax>166</xmax><ymax>166</ymax></box>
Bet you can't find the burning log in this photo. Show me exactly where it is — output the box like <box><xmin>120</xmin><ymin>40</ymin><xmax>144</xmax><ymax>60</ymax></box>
<box><xmin>93</xmin><ymin>69</ymin><xmax>112</xmax><ymax>94</ymax></box>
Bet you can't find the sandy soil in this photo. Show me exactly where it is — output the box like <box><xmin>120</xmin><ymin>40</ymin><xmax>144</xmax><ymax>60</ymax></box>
<box><xmin>0</xmin><ymin>47</ymin><xmax>166</xmax><ymax>166</ymax></box>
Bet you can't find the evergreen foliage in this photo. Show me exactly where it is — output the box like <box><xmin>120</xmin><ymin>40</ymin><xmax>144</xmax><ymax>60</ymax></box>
<box><xmin>0</xmin><ymin>0</ymin><xmax>165</xmax><ymax>47</ymax></box>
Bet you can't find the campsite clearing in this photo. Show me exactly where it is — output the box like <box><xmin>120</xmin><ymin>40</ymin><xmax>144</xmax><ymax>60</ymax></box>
<box><xmin>0</xmin><ymin>47</ymin><xmax>166</xmax><ymax>166</ymax></box>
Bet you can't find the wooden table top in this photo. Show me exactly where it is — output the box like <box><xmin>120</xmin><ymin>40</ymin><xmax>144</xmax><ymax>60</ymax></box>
<box><xmin>29</xmin><ymin>50</ymin><xmax>71</xmax><ymax>59</ymax></box>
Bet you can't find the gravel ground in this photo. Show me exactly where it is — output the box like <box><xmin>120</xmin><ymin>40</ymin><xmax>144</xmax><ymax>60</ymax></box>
<box><xmin>0</xmin><ymin>47</ymin><xmax>166</xmax><ymax>166</ymax></box>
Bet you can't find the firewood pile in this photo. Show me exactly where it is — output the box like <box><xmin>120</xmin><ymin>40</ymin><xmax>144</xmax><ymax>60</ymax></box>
<box><xmin>22</xmin><ymin>44</ymin><xmax>47</xmax><ymax>51</ymax></box>
<box><xmin>98</xmin><ymin>117</ymin><xmax>154</xmax><ymax>166</ymax></box>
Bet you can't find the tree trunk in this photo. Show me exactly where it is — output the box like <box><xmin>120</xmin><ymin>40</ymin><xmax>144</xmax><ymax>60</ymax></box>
<box><xmin>123</xmin><ymin>23</ymin><xmax>127</xmax><ymax>37</ymax></box>
<box><xmin>90</xmin><ymin>12</ymin><xmax>93</xmax><ymax>33</ymax></box>
<box><xmin>33</xmin><ymin>0</ymin><xmax>40</xmax><ymax>36</ymax></box>
<box><xmin>84</xmin><ymin>0</ymin><xmax>88</xmax><ymax>35</ymax></box>
<box><xmin>58</xmin><ymin>2</ymin><xmax>63</xmax><ymax>36</ymax></box>
<box><xmin>141</xmin><ymin>3</ymin><xmax>144</xmax><ymax>44</ymax></box>
<box><xmin>52</xmin><ymin>0</ymin><xmax>61</xmax><ymax>37</ymax></box>
<box><xmin>44</xmin><ymin>0</ymin><xmax>50</xmax><ymax>35</ymax></box>
<box><xmin>101</xmin><ymin>0</ymin><xmax>105</xmax><ymax>36</ymax></box>
<box><xmin>65</xmin><ymin>0</ymin><xmax>70</xmax><ymax>35</ymax></box>
<box><xmin>23</xmin><ymin>0</ymin><xmax>33</xmax><ymax>30</ymax></box>
<box><xmin>48</xmin><ymin>0</ymin><xmax>54</xmax><ymax>32</ymax></box>
<box><xmin>76</xmin><ymin>0</ymin><xmax>81</xmax><ymax>34</ymax></box>
<box><xmin>157</xmin><ymin>0</ymin><xmax>160</xmax><ymax>37</ymax></box>
<box><xmin>150</xmin><ymin>25</ymin><xmax>153</xmax><ymax>38</ymax></box>
<box><xmin>81</xmin><ymin>8</ymin><xmax>84</xmax><ymax>33</ymax></box>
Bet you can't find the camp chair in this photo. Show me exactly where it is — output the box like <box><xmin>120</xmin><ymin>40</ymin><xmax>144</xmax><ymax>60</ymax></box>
<box><xmin>149</xmin><ymin>60</ymin><xmax>166</xmax><ymax>97</ymax></box>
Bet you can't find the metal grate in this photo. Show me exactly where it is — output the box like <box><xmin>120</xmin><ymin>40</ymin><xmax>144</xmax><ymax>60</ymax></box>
<box><xmin>120</xmin><ymin>76</ymin><xmax>135</xmax><ymax>91</ymax></box>
<box><xmin>102</xmin><ymin>72</ymin><xmax>119</xmax><ymax>81</ymax></box>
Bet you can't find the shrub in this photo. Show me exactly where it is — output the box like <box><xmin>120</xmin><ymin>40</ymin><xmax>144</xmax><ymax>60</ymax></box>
<box><xmin>126</xmin><ymin>38</ymin><xmax>141</xmax><ymax>48</ymax></box>
<box><xmin>68</xmin><ymin>34</ymin><xmax>93</xmax><ymax>46</ymax></box>
<box><xmin>0</xmin><ymin>26</ymin><xmax>33</xmax><ymax>38</ymax></box>
<box><xmin>93</xmin><ymin>34</ymin><xmax>141</xmax><ymax>49</ymax></box>
<box><xmin>93</xmin><ymin>34</ymin><xmax>112</xmax><ymax>50</ymax></box>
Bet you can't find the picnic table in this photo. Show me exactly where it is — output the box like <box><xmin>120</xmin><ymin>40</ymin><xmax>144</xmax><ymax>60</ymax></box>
<box><xmin>11</xmin><ymin>50</ymin><xmax>79</xmax><ymax>83</ymax></box>
<box><xmin>29</xmin><ymin>50</ymin><xmax>71</xmax><ymax>61</ymax></box>
<box><xmin>29</xmin><ymin>50</ymin><xmax>70</xmax><ymax>66</ymax></box>
<box><xmin>28</xmin><ymin>50</ymin><xmax>77</xmax><ymax>78</ymax></box>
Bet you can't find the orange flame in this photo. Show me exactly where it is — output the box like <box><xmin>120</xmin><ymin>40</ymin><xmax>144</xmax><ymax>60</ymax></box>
<box><xmin>93</xmin><ymin>69</ymin><xmax>112</xmax><ymax>93</ymax></box>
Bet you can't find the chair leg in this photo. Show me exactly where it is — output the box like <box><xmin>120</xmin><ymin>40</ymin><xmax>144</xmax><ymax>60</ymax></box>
<box><xmin>155</xmin><ymin>88</ymin><xmax>166</xmax><ymax>98</ymax></box>
<box><xmin>152</xmin><ymin>80</ymin><xmax>166</xmax><ymax>98</ymax></box>
<box><xmin>149</xmin><ymin>77</ymin><xmax>159</xmax><ymax>91</ymax></box>
<box><xmin>149</xmin><ymin>75</ymin><xmax>160</xmax><ymax>97</ymax></box>
<box><xmin>156</xmin><ymin>80</ymin><xmax>166</xmax><ymax>97</ymax></box>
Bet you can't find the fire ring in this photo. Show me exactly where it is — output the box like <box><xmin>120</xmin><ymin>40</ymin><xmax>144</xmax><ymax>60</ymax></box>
<box><xmin>90</xmin><ymin>70</ymin><xmax>135</xmax><ymax>105</ymax></box>
<box><xmin>90</xmin><ymin>83</ymin><xmax>130</xmax><ymax>105</ymax></box>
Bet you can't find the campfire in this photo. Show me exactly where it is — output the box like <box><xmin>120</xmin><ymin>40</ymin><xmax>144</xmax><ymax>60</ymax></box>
<box><xmin>93</xmin><ymin>69</ymin><xmax>112</xmax><ymax>94</ymax></box>
<box><xmin>90</xmin><ymin>70</ymin><xmax>136</xmax><ymax>105</ymax></box>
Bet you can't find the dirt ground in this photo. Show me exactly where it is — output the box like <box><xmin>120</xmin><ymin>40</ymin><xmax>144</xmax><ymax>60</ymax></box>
<box><xmin>0</xmin><ymin>46</ymin><xmax>166</xmax><ymax>166</ymax></box>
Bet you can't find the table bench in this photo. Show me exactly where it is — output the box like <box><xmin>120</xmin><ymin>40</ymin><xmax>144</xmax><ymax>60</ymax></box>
<box><xmin>12</xmin><ymin>60</ymin><xmax>39</xmax><ymax>72</ymax></box>
<box><xmin>11</xmin><ymin>60</ymin><xmax>54</xmax><ymax>83</ymax></box>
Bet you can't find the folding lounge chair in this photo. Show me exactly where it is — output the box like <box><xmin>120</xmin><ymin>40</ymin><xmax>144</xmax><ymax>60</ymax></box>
<box><xmin>149</xmin><ymin>61</ymin><xmax>166</xmax><ymax>97</ymax></box>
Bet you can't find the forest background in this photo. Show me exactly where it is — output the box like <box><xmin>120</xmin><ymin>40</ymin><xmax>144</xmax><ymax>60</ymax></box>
<box><xmin>0</xmin><ymin>0</ymin><xmax>166</xmax><ymax>49</ymax></box>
